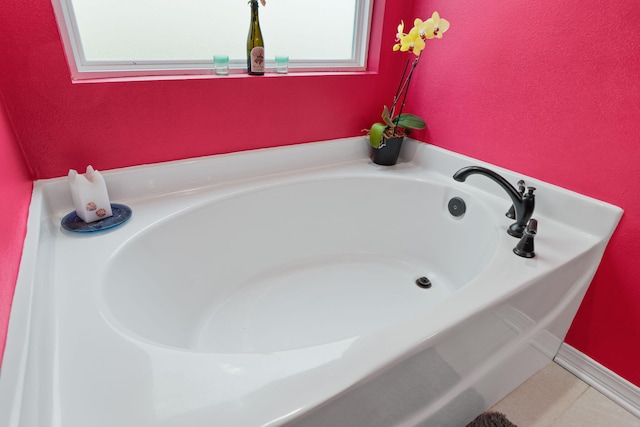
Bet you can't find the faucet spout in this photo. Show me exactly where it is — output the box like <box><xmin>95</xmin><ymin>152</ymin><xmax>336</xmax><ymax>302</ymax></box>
<box><xmin>453</xmin><ymin>166</ymin><xmax>535</xmax><ymax>238</ymax></box>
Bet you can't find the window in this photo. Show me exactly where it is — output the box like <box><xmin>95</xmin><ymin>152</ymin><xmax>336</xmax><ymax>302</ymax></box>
<box><xmin>52</xmin><ymin>0</ymin><xmax>374</xmax><ymax>80</ymax></box>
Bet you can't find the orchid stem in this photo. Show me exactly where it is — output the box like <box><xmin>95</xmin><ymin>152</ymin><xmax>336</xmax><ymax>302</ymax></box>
<box><xmin>391</xmin><ymin>54</ymin><xmax>421</xmax><ymax>137</ymax></box>
<box><xmin>390</xmin><ymin>59</ymin><xmax>410</xmax><ymax>116</ymax></box>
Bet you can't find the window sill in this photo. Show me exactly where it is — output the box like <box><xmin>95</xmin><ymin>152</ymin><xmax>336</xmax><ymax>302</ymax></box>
<box><xmin>71</xmin><ymin>69</ymin><xmax>378</xmax><ymax>84</ymax></box>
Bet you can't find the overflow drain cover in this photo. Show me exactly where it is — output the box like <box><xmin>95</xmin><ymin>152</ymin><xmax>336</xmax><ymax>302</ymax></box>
<box><xmin>448</xmin><ymin>197</ymin><xmax>466</xmax><ymax>217</ymax></box>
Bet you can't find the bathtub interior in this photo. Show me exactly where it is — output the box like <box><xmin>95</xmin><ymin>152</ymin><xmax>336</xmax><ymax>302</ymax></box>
<box><xmin>101</xmin><ymin>176</ymin><xmax>499</xmax><ymax>352</ymax></box>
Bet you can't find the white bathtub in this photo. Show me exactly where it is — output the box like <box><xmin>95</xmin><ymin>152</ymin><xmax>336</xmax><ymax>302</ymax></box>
<box><xmin>0</xmin><ymin>138</ymin><xmax>622</xmax><ymax>426</ymax></box>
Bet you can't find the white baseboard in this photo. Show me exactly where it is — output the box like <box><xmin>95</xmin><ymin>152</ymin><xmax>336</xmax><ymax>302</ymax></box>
<box><xmin>554</xmin><ymin>343</ymin><xmax>640</xmax><ymax>418</ymax></box>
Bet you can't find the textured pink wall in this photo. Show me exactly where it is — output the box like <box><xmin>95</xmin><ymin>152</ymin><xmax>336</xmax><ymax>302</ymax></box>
<box><xmin>0</xmin><ymin>95</ymin><xmax>32</xmax><ymax>364</ymax></box>
<box><xmin>408</xmin><ymin>1</ymin><xmax>640</xmax><ymax>385</ymax></box>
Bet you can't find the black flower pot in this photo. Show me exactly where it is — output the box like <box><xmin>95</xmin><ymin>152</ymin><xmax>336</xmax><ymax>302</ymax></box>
<box><xmin>369</xmin><ymin>136</ymin><xmax>404</xmax><ymax>166</ymax></box>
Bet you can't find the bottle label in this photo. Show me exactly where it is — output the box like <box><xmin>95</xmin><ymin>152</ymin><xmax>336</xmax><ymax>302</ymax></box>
<box><xmin>250</xmin><ymin>47</ymin><xmax>265</xmax><ymax>73</ymax></box>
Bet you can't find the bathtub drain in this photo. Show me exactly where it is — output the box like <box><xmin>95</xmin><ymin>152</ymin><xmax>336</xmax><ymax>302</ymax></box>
<box><xmin>415</xmin><ymin>277</ymin><xmax>432</xmax><ymax>289</ymax></box>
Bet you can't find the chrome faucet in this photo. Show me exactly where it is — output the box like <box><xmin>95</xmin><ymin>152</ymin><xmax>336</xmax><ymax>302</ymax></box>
<box><xmin>453</xmin><ymin>166</ymin><xmax>536</xmax><ymax>238</ymax></box>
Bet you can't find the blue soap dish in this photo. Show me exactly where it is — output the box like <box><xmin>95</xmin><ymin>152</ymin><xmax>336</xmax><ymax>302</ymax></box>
<box><xmin>61</xmin><ymin>203</ymin><xmax>132</xmax><ymax>233</ymax></box>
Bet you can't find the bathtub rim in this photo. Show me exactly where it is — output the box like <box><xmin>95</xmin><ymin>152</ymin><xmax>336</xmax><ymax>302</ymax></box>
<box><xmin>31</xmin><ymin>137</ymin><xmax>623</xmax><ymax>244</ymax></box>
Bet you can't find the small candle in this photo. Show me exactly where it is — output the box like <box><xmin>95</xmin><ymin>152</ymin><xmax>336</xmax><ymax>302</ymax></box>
<box><xmin>68</xmin><ymin>166</ymin><xmax>113</xmax><ymax>223</ymax></box>
<box><xmin>213</xmin><ymin>55</ymin><xmax>229</xmax><ymax>75</ymax></box>
<box><xmin>275</xmin><ymin>55</ymin><xmax>289</xmax><ymax>74</ymax></box>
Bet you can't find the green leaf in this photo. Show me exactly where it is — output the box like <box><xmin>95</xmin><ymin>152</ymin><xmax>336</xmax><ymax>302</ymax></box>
<box><xmin>369</xmin><ymin>122</ymin><xmax>386</xmax><ymax>148</ymax></box>
<box><xmin>394</xmin><ymin>113</ymin><xmax>426</xmax><ymax>130</ymax></box>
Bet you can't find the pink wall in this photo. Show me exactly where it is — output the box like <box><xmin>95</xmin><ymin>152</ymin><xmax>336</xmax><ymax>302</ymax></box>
<box><xmin>408</xmin><ymin>0</ymin><xmax>640</xmax><ymax>385</ymax></box>
<box><xmin>0</xmin><ymin>94</ymin><xmax>32</xmax><ymax>364</ymax></box>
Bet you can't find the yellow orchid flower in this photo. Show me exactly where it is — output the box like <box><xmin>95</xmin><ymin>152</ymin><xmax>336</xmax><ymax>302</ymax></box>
<box><xmin>413</xmin><ymin>18</ymin><xmax>429</xmax><ymax>39</ymax></box>
<box><xmin>422</xmin><ymin>11</ymin><xmax>450</xmax><ymax>39</ymax></box>
<box><xmin>393</xmin><ymin>20</ymin><xmax>405</xmax><ymax>51</ymax></box>
<box><xmin>396</xmin><ymin>20</ymin><xmax>405</xmax><ymax>40</ymax></box>
<box><xmin>398</xmin><ymin>26</ymin><xmax>426</xmax><ymax>56</ymax></box>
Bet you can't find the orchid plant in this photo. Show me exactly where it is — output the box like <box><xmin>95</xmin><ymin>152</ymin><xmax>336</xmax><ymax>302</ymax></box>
<box><xmin>369</xmin><ymin>12</ymin><xmax>450</xmax><ymax>148</ymax></box>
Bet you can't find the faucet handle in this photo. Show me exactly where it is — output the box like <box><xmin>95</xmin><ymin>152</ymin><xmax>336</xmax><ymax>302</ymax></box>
<box><xmin>506</xmin><ymin>180</ymin><xmax>527</xmax><ymax>219</ymax></box>
<box><xmin>514</xmin><ymin>218</ymin><xmax>537</xmax><ymax>258</ymax></box>
<box><xmin>526</xmin><ymin>186</ymin><xmax>536</xmax><ymax>196</ymax></box>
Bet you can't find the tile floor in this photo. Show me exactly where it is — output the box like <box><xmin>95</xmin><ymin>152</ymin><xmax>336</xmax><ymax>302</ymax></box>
<box><xmin>491</xmin><ymin>362</ymin><xmax>640</xmax><ymax>426</ymax></box>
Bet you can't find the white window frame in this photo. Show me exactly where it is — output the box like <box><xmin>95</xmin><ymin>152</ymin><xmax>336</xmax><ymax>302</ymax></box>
<box><xmin>51</xmin><ymin>0</ymin><xmax>374</xmax><ymax>81</ymax></box>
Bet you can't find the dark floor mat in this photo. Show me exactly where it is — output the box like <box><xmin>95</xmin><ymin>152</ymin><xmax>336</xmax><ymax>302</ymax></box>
<box><xmin>466</xmin><ymin>411</ymin><xmax>517</xmax><ymax>427</ymax></box>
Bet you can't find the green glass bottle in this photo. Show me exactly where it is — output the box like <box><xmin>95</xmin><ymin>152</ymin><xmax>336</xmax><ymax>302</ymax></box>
<box><xmin>247</xmin><ymin>0</ymin><xmax>265</xmax><ymax>75</ymax></box>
